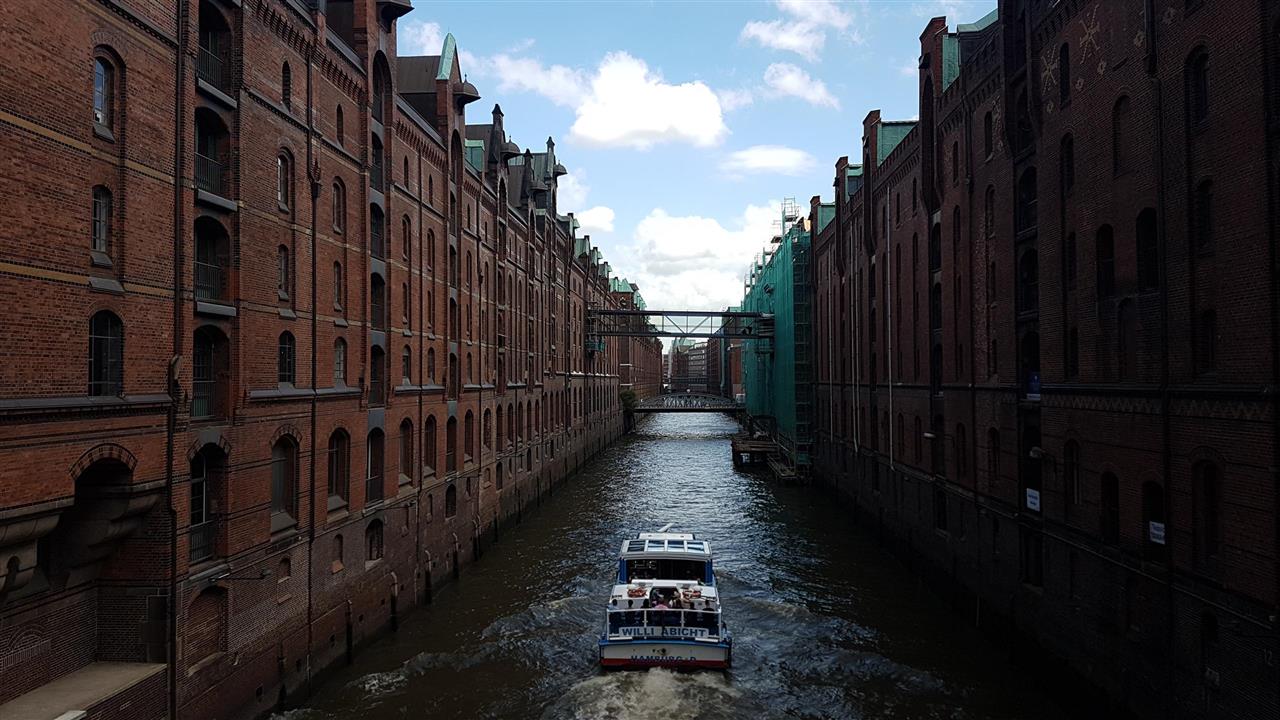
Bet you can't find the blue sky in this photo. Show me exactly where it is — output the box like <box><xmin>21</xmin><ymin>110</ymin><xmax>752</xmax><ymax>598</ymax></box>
<box><xmin>398</xmin><ymin>0</ymin><xmax>997</xmax><ymax>312</ymax></box>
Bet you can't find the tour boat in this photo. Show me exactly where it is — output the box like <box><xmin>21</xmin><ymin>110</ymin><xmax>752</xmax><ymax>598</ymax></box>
<box><xmin>598</xmin><ymin>526</ymin><xmax>732</xmax><ymax>670</ymax></box>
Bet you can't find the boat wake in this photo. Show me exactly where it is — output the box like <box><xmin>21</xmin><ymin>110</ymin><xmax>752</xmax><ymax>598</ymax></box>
<box><xmin>541</xmin><ymin>669</ymin><xmax>745</xmax><ymax>720</ymax></box>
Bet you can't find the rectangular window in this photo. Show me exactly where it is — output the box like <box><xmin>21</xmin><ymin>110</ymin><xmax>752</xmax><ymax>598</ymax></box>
<box><xmin>92</xmin><ymin>187</ymin><xmax>111</xmax><ymax>253</ymax></box>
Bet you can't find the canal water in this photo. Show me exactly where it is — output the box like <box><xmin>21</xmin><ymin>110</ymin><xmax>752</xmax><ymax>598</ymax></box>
<box><xmin>291</xmin><ymin>413</ymin><xmax>1064</xmax><ymax>720</ymax></box>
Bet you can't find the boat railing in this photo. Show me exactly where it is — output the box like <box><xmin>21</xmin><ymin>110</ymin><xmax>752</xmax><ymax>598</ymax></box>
<box><xmin>605</xmin><ymin>607</ymin><xmax>722</xmax><ymax>639</ymax></box>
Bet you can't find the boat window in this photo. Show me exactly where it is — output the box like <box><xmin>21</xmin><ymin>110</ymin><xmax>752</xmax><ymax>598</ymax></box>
<box><xmin>626</xmin><ymin>540</ymin><xmax>646</xmax><ymax>552</ymax></box>
<box><xmin>626</xmin><ymin>558</ymin><xmax>706</xmax><ymax>581</ymax></box>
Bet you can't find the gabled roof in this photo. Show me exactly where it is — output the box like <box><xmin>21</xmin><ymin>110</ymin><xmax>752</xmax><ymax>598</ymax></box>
<box><xmin>397</xmin><ymin>56</ymin><xmax>442</xmax><ymax>94</ymax></box>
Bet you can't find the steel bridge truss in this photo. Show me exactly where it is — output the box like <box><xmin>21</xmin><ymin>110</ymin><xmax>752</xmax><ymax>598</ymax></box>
<box><xmin>586</xmin><ymin>309</ymin><xmax>773</xmax><ymax>339</ymax></box>
<box><xmin>633</xmin><ymin>392</ymin><xmax>745</xmax><ymax>413</ymax></box>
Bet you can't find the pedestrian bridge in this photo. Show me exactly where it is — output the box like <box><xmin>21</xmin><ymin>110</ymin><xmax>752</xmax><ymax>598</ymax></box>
<box><xmin>633</xmin><ymin>392</ymin><xmax>745</xmax><ymax>413</ymax></box>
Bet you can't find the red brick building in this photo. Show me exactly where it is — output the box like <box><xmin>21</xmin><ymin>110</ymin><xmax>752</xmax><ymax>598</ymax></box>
<box><xmin>0</xmin><ymin>1</ymin><xmax>658</xmax><ymax>718</ymax></box>
<box><xmin>812</xmin><ymin>2</ymin><xmax>1280</xmax><ymax>718</ymax></box>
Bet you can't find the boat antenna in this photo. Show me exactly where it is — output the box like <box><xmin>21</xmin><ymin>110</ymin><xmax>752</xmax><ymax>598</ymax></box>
<box><xmin>658</xmin><ymin>522</ymin><xmax>675</xmax><ymax>532</ymax></box>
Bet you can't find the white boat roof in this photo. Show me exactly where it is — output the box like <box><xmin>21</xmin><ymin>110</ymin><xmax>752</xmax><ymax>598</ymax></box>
<box><xmin>610</xmin><ymin>583</ymin><xmax>718</xmax><ymax>601</ymax></box>
<box><xmin>620</xmin><ymin>533</ymin><xmax>712</xmax><ymax>558</ymax></box>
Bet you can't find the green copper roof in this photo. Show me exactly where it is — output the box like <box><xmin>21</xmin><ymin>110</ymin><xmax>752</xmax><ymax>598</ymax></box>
<box><xmin>942</xmin><ymin>34</ymin><xmax>961</xmax><ymax>91</ymax></box>
<box><xmin>464</xmin><ymin>139</ymin><xmax>484</xmax><ymax>171</ymax></box>
<box><xmin>957</xmin><ymin>8</ymin><xmax>998</xmax><ymax>33</ymax></box>
<box><xmin>876</xmin><ymin>122</ymin><xmax>916</xmax><ymax>165</ymax></box>
<box><xmin>436</xmin><ymin>33</ymin><xmax>456</xmax><ymax>80</ymax></box>
<box><xmin>816</xmin><ymin>202</ymin><xmax>836</xmax><ymax>232</ymax></box>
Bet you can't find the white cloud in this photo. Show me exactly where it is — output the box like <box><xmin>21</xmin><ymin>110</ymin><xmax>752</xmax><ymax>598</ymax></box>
<box><xmin>576</xmin><ymin>206</ymin><xmax>616</xmax><ymax>234</ymax></box>
<box><xmin>762</xmin><ymin>63</ymin><xmax>839</xmax><ymax>108</ymax></box>
<box><xmin>556</xmin><ymin>171</ymin><xmax>591</xmax><ymax>210</ymax></box>
<box><xmin>479</xmin><ymin>54</ymin><xmax>589</xmax><ymax>108</ymax></box>
<box><xmin>740</xmin><ymin>19</ymin><xmax>825</xmax><ymax>62</ymax></box>
<box><xmin>740</xmin><ymin>0</ymin><xmax>863</xmax><ymax>61</ymax></box>
<box><xmin>899</xmin><ymin>59</ymin><xmax>919</xmax><ymax>77</ymax></box>
<box><xmin>776</xmin><ymin>0</ymin><xmax>853</xmax><ymax>29</ymax></box>
<box><xmin>721</xmin><ymin>145</ymin><xmax>816</xmax><ymax>176</ymax></box>
<box><xmin>717</xmin><ymin>88</ymin><xmax>755</xmax><ymax>112</ymax></box>
<box><xmin>569</xmin><ymin>52</ymin><xmax>727</xmax><ymax>149</ymax></box>
<box><xmin>614</xmin><ymin>202</ymin><xmax>781</xmax><ymax>312</ymax></box>
<box><xmin>400</xmin><ymin>21</ymin><xmax>444</xmax><ymax>56</ymax></box>
<box><xmin>910</xmin><ymin>1</ymin><xmax>993</xmax><ymax>23</ymax></box>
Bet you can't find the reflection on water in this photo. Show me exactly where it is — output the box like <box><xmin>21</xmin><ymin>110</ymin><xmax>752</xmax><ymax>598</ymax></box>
<box><xmin>293</xmin><ymin>414</ymin><xmax>1064</xmax><ymax>720</ymax></box>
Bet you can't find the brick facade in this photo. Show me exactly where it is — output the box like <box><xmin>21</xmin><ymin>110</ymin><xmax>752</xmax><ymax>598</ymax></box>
<box><xmin>0</xmin><ymin>1</ymin><xmax>660</xmax><ymax>718</ymax></box>
<box><xmin>811</xmin><ymin>2</ymin><xmax>1280</xmax><ymax>718</ymax></box>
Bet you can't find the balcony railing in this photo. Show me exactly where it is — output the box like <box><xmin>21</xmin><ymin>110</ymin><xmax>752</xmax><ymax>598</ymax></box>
<box><xmin>189</xmin><ymin>520</ymin><xmax>216</xmax><ymax>563</ymax></box>
<box><xmin>194</xmin><ymin>260</ymin><xmax>226</xmax><ymax>301</ymax></box>
<box><xmin>195</xmin><ymin>152</ymin><xmax>226</xmax><ymax>196</ymax></box>
<box><xmin>366</xmin><ymin>473</ymin><xmax>384</xmax><ymax>503</ymax></box>
<box><xmin>604</xmin><ymin>608</ymin><xmax>722</xmax><ymax>639</ymax></box>
<box><xmin>197</xmin><ymin>47</ymin><xmax>228</xmax><ymax>93</ymax></box>
<box><xmin>192</xmin><ymin>380</ymin><xmax>217</xmax><ymax>418</ymax></box>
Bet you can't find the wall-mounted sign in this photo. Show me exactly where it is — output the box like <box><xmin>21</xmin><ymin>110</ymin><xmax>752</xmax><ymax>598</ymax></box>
<box><xmin>1149</xmin><ymin>521</ymin><xmax>1166</xmax><ymax>545</ymax></box>
<box><xmin>1026</xmin><ymin>488</ymin><xmax>1041</xmax><ymax>512</ymax></box>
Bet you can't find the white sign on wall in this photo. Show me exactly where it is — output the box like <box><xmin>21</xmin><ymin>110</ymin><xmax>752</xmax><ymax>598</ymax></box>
<box><xmin>1149</xmin><ymin>521</ymin><xmax>1166</xmax><ymax>545</ymax></box>
<box><xmin>1025</xmin><ymin>488</ymin><xmax>1041</xmax><ymax>512</ymax></box>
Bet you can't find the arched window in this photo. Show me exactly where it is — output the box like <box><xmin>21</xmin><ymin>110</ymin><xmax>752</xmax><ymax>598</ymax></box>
<box><xmin>448</xmin><ymin>353</ymin><xmax>459</xmax><ymax>399</ymax></box>
<box><xmin>1015</xmin><ymin>167</ymin><xmax>1037</xmax><ymax>233</ymax></box>
<box><xmin>1193</xmin><ymin>179</ymin><xmax>1214</xmax><ymax>252</ymax></box>
<box><xmin>92</xmin><ymin>185</ymin><xmax>112</xmax><ymax>253</ymax></box>
<box><xmin>402</xmin><ymin>216</ymin><xmax>412</xmax><ymax>259</ymax></box>
<box><xmin>277</xmin><ymin>152</ymin><xmax>291</xmax><ymax>210</ymax></box>
<box><xmin>88</xmin><ymin>310</ymin><xmax>124</xmax><ymax>396</ymax></box>
<box><xmin>281</xmin><ymin>63</ymin><xmax>292</xmax><ymax>108</ymax></box>
<box><xmin>1196</xmin><ymin>310</ymin><xmax>1217</xmax><ymax>375</ymax></box>
<box><xmin>984</xmin><ymin>185</ymin><xmax>995</xmax><ymax>240</ymax></box>
<box><xmin>402</xmin><ymin>282</ymin><xmax>410</xmax><ymax>324</ymax></box>
<box><xmin>427</xmin><ymin>229</ymin><xmax>436</xmax><ymax>269</ymax></box>
<box><xmin>1136</xmin><ymin>208</ymin><xmax>1158</xmax><ymax>291</ymax></box>
<box><xmin>1096</xmin><ymin>225</ymin><xmax>1115</xmax><ymax>299</ymax></box>
<box><xmin>332</xmin><ymin>261</ymin><xmax>345</xmax><ymax>312</ymax></box>
<box><xmin>369</xmin><ymin>346</ymin><xmax>385</xmax><ymax>406</ymax></box>
<box><xmin>93</xmin><ymin>56</ymin><xmax>116</xmax><ymax>130</ymax></box>
<box><xmin>401</xmin><ymin>344</ymin><xmax>411</xmax><ymax>382</ymax></box>
<box><xmin>189</xmin><ymin>446</ymin><xmax>224</xmax><ymax>562</ymax></box>
<box><xmin>277</xmin><ymin>332</ymin><xmax>296</xmax><ymax>384</ymax></box>
<box><xmin>1193</xmin><ymin>461</ymin><xmax>1221</xmax><ymax>566</ymax></box>
<box><xmin>955</xmin><ymin>423</ymin><xmax>967</xmax><ymax>477</ymax></box>
<box><xmin>335</xmin><ymin>104</ymin><xmax>344</xmax><ymax>145</ymax></box>
<box><xmin>496</xmin><ymin>462</ymin><xmax>504</xmax><ymax>490</ymax></box>
<box><xmin>371</xmin><ymin>274</ymin><xmax>386</xmax><ymax>331</ymax></box>
<box><xmin>496</xmin><ymin>405</ymin><xmax>504</xmax><ymax>447</ymax></box>
<box><xmin>366</xmin><ymin>520</ymin><xmax>384</xmax><ymax>561</ymax></box>
<box><xmin>366</xmin><ymin>429</ymin><xmax>385</xmax><ymax>503</ymax></box>
<box><xmin>271</xmin><ymin>437</ymin><xmax>298</xmax><ymax>521</ymax></box>
<box><xmin>464</xmin><ymin>410</ymin><xmax>475</xmax><ymax>461</ymax></box>
<box><xmin>332</xmin><ymin>179</ymin><xmax>346</xmax><ymax>233</ymax></box>
<box><xmin>328</xmin><ymin>430</ymin><xmax>350</xmax><ymax>504</ymax></box>
<box><xmin>192</xmin><ymin>326</ymin><xmax>229</xmax><ymax>418</ymax></box>
<box><xmin>1118</xmin><ymin>299</ymin><xmax>1137</xmax><ymax>380</ymax></box>
<box><xmin>424</xmin><ymin>415</ymin><xmax>437</xmax><ymax>475</ymax></box>
<box><xmin>1059</xmin><ymin>43</ymin><xmax>1071</xmax><ymax>106</ymax></box>
<box><xmin>427</xmin><ymin>347</ymin><xmax>436</xmax><ymax>383</ymax></box>
<box><xmin>1187</xmin><ymin>49</ymin><xmax>1209</xmax><ymax>126</ymax></box>
<box><xmin>399</xmin><ymin>419</ymin><xmax>414</xmax><ymax>481</ymax></box>
<box><xmin>1063</xmin><ymin>232</ymin><xmax>1077</xmax><ymax>290</ymax></box>
<box><xmin>370</xmin><ymin>204</ymin><xmax>385</xmax><ymax>258</ymax></box>
<box><xmin>914</xmin><ymin>416</ymin><xmax>923</xmax><ymax>463</ymax></box>
<box><xmin>1100</xmin><ymin>472</ymin><xmax>1120</xmax><ymax>545</ymax></box>
<box><xmin>1112</xmin><ymin>96</ymin><xmax>1131</xmax><ymax>174</ymax></box>
<box><xmin>333</xmin><ymin>338</ymin><xmax>347</xmax><ymax>384</ymax></box>
<box><xmin>445</xmin><ymin>484</ymin><xmax>457</xmax><ymax>517</ymax></box>
<box><xmin>333</xmin><ymin>535</ymin><xmax>344</xmax><ymax>570</ymax></box>
<box><xmin>1063</xmin><ymin>440</ymin><xmax>1081</xmax><ymax>509</ymax></box>
<box><xmin>483</xmin><ymin>409</ymin><xmax>492</xmax><ymax>449</ymax></box>
<box><xmin>1018</xmin><ymin>249</ymin><xmax>1039</xmax><ymax>312</ymax></box>
<box><xmin>445</xmin><ymin>417</ymin><xmax>457</xmax><ymax>472</ymax></box>
<box><xmin>277</xmin><ymin>245</ymin><xmax>291</xmax><ymax>299</ymax></box>
<box><xmin>951</xmin><ymin>140</ymin><xmax>959</xmax><ymax>184</ymax></box>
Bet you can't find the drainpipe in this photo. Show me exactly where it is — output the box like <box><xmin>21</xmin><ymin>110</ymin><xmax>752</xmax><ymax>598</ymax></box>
<box><xmin>168</xmin><ymin>0</ymin><xmax>189</xmax><ymax>715</ymax></box>
<box><xmin>304</xmin><ymin>34</ymin><xmax>319</xmax><ymax>705</ymax></box>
